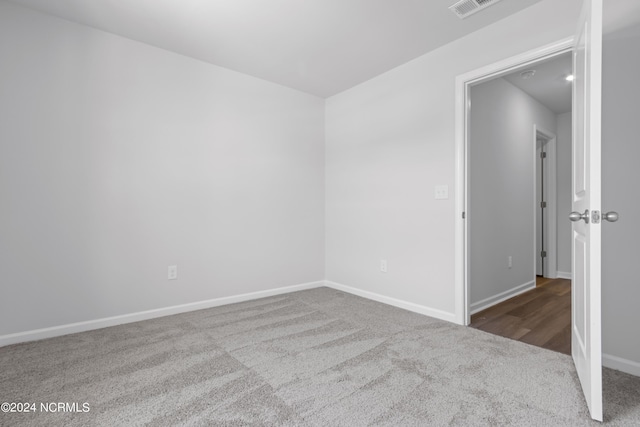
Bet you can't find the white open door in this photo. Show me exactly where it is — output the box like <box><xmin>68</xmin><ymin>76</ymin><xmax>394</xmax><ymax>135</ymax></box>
<box><xmin>571</xmin><ymin>0</ymin><xmax>603</xmax><ymax>421</ymax></box>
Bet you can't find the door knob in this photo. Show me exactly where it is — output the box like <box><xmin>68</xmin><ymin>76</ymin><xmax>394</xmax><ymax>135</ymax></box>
<box><xmin>603</xmin><ymin>211</ymin><xmax>619</xmax><ymax>222</ymax></box>
<box><xmin>569</xmin><ymin>210</ymin><xmax>590</xmax><ymax>223</ymax></box>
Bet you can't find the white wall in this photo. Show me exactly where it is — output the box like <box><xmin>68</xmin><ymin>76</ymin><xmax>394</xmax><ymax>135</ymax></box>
<box><xmin>468</xmin><ymin>78</ymin><xmax>556</xmax><ymax>309</ymax></box>
<box><xmin>0</xmin><ymin>2</ymin><xmax>325</xmax><ymax>337</ymax></box>
<box><xmin>601</xmin><ymin>22</ymin><xmax>640</xmax><ymax>372</ymax></box>
<box><xmin>325</xmin><ymin>0</ymin><xmax>582</xmax><ymax>320</ymax></box>
<box><xmin>556</xmin><ymin>111</ymin><xmax>572</xmax><ymax>276</ymax></box>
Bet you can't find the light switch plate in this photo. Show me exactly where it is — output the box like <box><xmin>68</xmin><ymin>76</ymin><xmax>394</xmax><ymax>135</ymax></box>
<box><xmin>435</xmin><ymin>185</ymin><xmax>449</xmax><ymax>200</ymax></box>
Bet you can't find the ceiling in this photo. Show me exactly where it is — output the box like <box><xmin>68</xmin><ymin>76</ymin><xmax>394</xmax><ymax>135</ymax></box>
<box><xmin>503</xmin><ymin>52</ymin><xmax>573</xmax><ymax>114</ymax></box>
<box><xmin>7</xmin><ymin>0</ymin><xmax>543</xmax><ymax>98</ymax></box>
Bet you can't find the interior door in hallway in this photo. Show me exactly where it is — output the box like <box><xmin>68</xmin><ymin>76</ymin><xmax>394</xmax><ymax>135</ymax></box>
<box><xmin>536</xmin><ymin>138</ymin><xmax>547</xmax><ymax>277</ymax></box>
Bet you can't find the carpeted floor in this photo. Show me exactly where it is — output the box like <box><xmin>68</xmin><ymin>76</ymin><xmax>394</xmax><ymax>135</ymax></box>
<box><xmin>1</xmin><ymin>287</ymin><xmax>639</xmax><ymax>426</ymax></box>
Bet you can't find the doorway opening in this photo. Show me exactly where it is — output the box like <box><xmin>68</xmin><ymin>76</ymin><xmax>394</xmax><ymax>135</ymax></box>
<box><xmin>455</xmin><ymin>42</ymin><xmax>573</xmax><ymax>355</ymax></box>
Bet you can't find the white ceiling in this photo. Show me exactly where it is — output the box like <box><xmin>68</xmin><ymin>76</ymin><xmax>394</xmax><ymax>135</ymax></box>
<box><xmin>7</xmin><ymin>0</ymin><xmax>543</xmax><ymax>98</ymax></box>
<box><xmin>503</xmin><ymin>52</ymin><xmax>573</xmax><ymax>114</ymax></box>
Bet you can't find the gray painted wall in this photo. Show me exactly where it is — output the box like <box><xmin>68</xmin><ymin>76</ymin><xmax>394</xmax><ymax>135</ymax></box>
<box><xmin>601</xmin><ymin>22</ymin><xmax>640</xmax><ymax>368</ymax></box>
<box><xmin>0</xmin><ymin>2</ymin><xmax>325</xmax><ymax>336</ymax></box>
<box><xmin>556</xmin><ymin>112</ymin><xmax>572</xmax><ymax>276</ymax></box>
<box><xmin>469</xmin><ymin>78</ymin><xmax>556</xmax><ymax>307</ymax></box>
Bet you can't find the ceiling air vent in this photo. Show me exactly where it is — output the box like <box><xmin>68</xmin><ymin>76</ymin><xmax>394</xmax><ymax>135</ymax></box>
<box><xmin>449</xmin><ymin>0</ymin><xmax>504</xmax><ymax>19</ymax></box>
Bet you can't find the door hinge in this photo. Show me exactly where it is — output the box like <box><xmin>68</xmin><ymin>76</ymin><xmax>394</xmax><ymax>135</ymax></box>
<box><xmin>541</xmin><ymin>250</ymin><xmax>547</xmax><ymax>258</ymax></box>
<box><xmin>462</xmin><ymin>212</ymin><xmax>466</xmax><ymax>219</ymax></box>
<box><xmin>540</xmin><ymin>151</ymin><xmax>547</xmax><ymax>159</ymax></box>
<box><xmin>540</xmin><ymin>201</ymin><xmax>547</xmax><ymax>208</ymax></box>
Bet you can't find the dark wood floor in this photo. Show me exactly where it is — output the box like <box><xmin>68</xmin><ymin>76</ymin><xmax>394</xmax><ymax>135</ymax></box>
<box><xmin>470</xmin><ymin>277</ymin><xmax>571</xmax><ymax>355</ymax></box>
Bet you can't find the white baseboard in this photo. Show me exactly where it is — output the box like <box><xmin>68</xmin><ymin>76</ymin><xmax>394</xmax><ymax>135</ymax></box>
<box><xmin>556</xmin><ymin>271</ymin><xmax>572</xmax><ymax>280</ymax></box>
<box><xmin>603</xmin><ymin>353</ymin><xmax>640</xmax><ymax>377</ymax></box>
<box><xmin>0</xmin><ymin>281</ymin><xmax>324</xmax><ymax>348</ymax></box>
<box><xmin>324</xmin><ymin>280</ymin><xmax>457</xmax><ymax>324</ymax></box>
<box><xmin>470</xmin><ymin>280</ymin><xmax>536</xmax><ymax>315</ymax></box>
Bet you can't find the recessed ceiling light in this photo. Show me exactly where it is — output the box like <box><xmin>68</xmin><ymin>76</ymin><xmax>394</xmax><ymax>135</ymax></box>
<box><xmin>520</xmin><ymin>70</ymin><xmax>536</xmax><ymax>80</ymax></box>
<box><xmin>566</xmin><ymin>74</ymin><xmax>575</xmax><ymax>82</ymax></box>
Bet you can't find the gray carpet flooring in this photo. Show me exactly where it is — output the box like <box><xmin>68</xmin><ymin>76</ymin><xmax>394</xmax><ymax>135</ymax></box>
<box><xmin>1</xmin><ymin>287</ymin><xmax>639</xmax><ymax>426</ymax></box>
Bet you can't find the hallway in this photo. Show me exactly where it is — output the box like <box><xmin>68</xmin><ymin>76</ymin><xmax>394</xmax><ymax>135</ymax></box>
<box><xmin>470</xmin><ymin>277</ymin><xmax>571</xmax><ymax>355</ymax></box>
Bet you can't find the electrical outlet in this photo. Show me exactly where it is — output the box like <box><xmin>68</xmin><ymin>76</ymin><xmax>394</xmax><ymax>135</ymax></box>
<box><xmin>168</xmin><ymin>265</ymin><xmax>178</xmax><ymax>280</ymax></box>
<box><xmin>380</xmin><ymin>259</ymin><xmax>388</xmax><ymax>273</ymax></box>
<box><xmin>508</xmin><ymin>256</ymin><xmax>512</xmax><ymax>269</ymax></box>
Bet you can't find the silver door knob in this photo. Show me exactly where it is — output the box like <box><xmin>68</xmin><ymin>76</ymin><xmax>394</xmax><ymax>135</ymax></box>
<box><xmin>603</xmin><ymin>211</ymin><xmax>619</xmax><ymax>222</ymax></box>
<box><xmin>569</xmin><ymin>210</ymin><xmax>590</xmax><ymax>223</ymax></box>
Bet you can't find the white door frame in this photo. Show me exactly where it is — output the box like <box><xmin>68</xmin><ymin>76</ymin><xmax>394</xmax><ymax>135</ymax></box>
<box><xmin>454</xmin><ymin>38</ymin><xmax>574</xmax><ymax>325</ymax></box>
<box><xmin>535</xmin><ymin>125</ymin><xmax>558</xmax><ymax>279</ymax></box>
